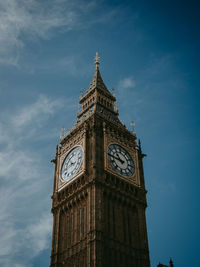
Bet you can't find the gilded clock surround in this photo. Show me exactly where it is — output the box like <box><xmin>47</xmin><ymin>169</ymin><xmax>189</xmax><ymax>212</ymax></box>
<box><xmin>103</xmin><ymin>122</ymin><xmax>140</xmax><ymax>186</ymax></box>
<box><xmin>57</xmin><ymin>129</ymin><xmax>86</xmax><ymax>191</ymax></box>
<box><xmin>61</xmin><ymin>145</ymin><xmax>84</xmax><ymax>182</ymax></box>
<box><xmin>107</xmin><ymin>143</ymin><xmax>135</xmax><ymax>177</ymax></box>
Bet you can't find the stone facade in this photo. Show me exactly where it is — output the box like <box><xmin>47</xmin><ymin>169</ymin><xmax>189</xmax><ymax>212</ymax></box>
<box><xmin>50</xmin><ymin>55</ymin><xmax>150</xmax><ymax>267</ymax></box>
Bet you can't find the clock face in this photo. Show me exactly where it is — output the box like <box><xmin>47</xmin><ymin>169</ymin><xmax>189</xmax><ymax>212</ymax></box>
<box><xmin>61</xmin><ymin>146</ymin><xmax>83</xmax><ymax>182</ymax></box>
<box><xmin>107</xmin><ymin>144</ymin><xmax>134</xmax><ymax>177</ymax></box>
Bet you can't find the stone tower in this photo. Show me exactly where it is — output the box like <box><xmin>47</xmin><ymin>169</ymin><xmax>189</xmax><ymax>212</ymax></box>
<box><xmin>50</xmin><ymin>53</ymin><xmax>150</xmax><ymax>267</ymax></box>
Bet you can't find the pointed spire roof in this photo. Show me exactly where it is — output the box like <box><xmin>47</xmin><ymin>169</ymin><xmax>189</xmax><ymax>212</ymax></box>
<box><xmin>82</xmin><ymin>52</ymin><xmax>115</xmax><ymax>100</ymax></box>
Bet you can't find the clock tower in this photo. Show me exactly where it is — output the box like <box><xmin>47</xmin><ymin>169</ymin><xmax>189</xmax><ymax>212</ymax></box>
<box><xmin>50</xmin><ymin>54</ymin><xmax>150</xmax><ymax>267</ymax></box>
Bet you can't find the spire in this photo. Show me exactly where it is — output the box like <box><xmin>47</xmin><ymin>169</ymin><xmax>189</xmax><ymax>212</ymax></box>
<box><xmin>138</xmin><ymin>138</ymin><xmax>147</xmax><ymax>158</ymax></box>
<box><xmin>60</xmin><ymin>126</ymin><xmax>65</xmax><ymax>140</ymax></box>
<box><xmin>169</xmin><ymin>258</ymin><xmax>174</xmax><ymax>267</ymax></box>
<box><xmin>83</xmin><ymin>52</ymin><xmax>115</xmax><ymax>99</ymax></box>
<box><xmin>94</xmin><ymin>52</ymin><xmax>100</xmax><ymax>69</ymax></box>
<box><xmin>130</xmin><ymin>121</ymin><xmax>136</xmax><ymax>136</ymax></box>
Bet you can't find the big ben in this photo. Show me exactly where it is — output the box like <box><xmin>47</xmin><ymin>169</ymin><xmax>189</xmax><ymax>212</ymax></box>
<box><xmin>50</xmin><ymin>53</ymin><xmax>150</xmax><ymax>267</ymax></box>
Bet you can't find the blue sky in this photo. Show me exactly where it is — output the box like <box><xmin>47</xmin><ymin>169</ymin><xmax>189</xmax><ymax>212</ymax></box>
<box><xmin>0</xmin><ymin>0</ymin><xmax>199</xmax><ymax>266</ymax></box>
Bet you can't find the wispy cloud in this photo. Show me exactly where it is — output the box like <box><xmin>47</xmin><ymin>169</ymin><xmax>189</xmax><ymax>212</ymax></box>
<box><xmin>0</xmin><ymin>148</ymin><xmax>38</xmax><ymax>181</ymax></box>
<box><xmin>11</xmin><ymin>95</ymin><xmax>62</xmax><ymax>129</ymax></box>
<box><xmin>0</xmin><ymin>95</ymin><xmax>63</xmax><ymax>266</ymax></box>
<box><xmin>0</xmin><ymin>0</ymin><xmax>76</xmax><ymax>65</ymax></box>
<box><xmin>0</xmin><ymin>0</ymin><xmax>122</xmax><ymax>66</ymax></box>
<box><xmin>116</xmin><ymin>54</ymin><xmax>184</xmax><ymax>127</ymax></box>
<box><xmin>118</xmin><ymin>76</ymin><xmax>136</xmax><ymax>89</ymax></box>
<box><xmin>26</xmin><ymin>214</ymin><xmax>52</xmax><ymax>256</ymax></box>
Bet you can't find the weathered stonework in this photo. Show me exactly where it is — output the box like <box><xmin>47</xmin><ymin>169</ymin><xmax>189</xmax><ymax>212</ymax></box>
<box><xmin>50</xmin><ymin>56</ymin><xmax>150</xmax><ymax>267</ymax></box>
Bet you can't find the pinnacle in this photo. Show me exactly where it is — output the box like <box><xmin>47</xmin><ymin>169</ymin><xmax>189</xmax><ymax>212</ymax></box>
<box><xmin>84</xmin><ymin>55</ymin><xmax>114</xmax><ymax>99</ymax></box>
<box><xmin>87</xmin><ymin>65</ymin><xmax>109</xmax><ymax>92</ymax></box>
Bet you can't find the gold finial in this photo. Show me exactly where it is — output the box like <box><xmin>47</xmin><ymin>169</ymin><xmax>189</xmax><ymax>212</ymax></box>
<box><xmin>94</xmin><ymin>52</ymin><xmax>100</xmax><ymax>68</ymax></box>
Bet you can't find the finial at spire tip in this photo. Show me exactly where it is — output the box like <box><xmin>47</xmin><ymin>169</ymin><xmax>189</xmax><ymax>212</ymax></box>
<box><xmin>94</xmin><ymin>52</ymin><xmax>100</xmax><ymax>68</ymax></box>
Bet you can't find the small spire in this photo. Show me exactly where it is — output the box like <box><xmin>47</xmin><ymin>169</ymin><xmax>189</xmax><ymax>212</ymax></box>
<box><xmin>79</xmin><ymin>89</ymin><xmax>83</xmax><ymax>112</ymax></box>
<box><xmin>130</xmin><ymin>121</ymin><xmax>135</xmax><ymax>129</ymax></box>
<box><xmin>112</xmin><ymin>87</ymin><xmax>117</xmax><ymax>112</ymax></box>
<box><xmin>169</xmin><ymin>258</ymin><xmax>174</xmax><ymax>267</ymax></box>
<box><xmin>130</xmin><ymin>121</ymin><xmax>136</xmax><ymax>136</ymax></box>
<box><xmin>112</xmin><ymin>87</ymin><xmax>116</xmax><ymax>97</ymax></box>
<box><xmin>80</xmin><ymin>88</ymin><xmax>83</xmax><ymax>98</ymax></box>
<box><xmin>138</xmin><ymin>138</ymin><xmax>141</xmax><ymax>148</ymax></box>
<box><xmin>60</xmin><ymin>126</ymin><xmax>65</xmax><ymax>139</ymax></box>
<box><xmin>82</xmin><ymin>53</ymin><xmax>115</xmax><ymax>99</ymax></box>
<box><xmin>138</xmin><ymin>138</ymin><xmax>147</xmax><ymax>158</ymax></box>
<box><xmin>94</xmin><ymin>52</ymin><xmax>100</xmax><ymax>69</ymax></box>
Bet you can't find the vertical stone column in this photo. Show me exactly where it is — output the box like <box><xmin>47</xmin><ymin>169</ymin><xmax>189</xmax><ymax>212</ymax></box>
<box><xmin>87</xmin><ymin>183</ymin><xmax>96</xmax><ymax>267</ymax></box>
<box><xmin>50</xmin><ymin>208</ymin><xmax>60</xmax><ymax>267</ymax></box>
<box><xmin>137</xmin><ymin>205</ymin><xmax>150</xmax><ymax>267</ymax></box>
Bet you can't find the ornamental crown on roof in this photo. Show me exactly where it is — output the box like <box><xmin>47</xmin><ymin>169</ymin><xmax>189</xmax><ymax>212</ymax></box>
<box><xmin>76</xmin><ymin>53</ymin><xmax>119</xmax><ymax>124</ymax></box>
<box><xmin>81</xmin><ymin>52</ymin><xmax>115</xmax><ymax>100</ymax></box>
<box><xmin>60</xmin><ymin>53</ymin><xmax>135</xmax><ymax>143</ymax></box>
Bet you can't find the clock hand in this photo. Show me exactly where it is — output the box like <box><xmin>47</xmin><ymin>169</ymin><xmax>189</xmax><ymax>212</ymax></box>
<box><xmin>116</xmin><ymin>153</ymin><xmax>125</xmax><ymax>164</ymax></box>
<box><xmin>64</xmin><ymin>161</ymin><xmax>76</xmax><ymax>175</ymax></box>
<box><xmin>65</xmin><ymin>159</ymin><xmax>76</xmax><ymax>171</ymax></box>
<box><xmin>69</xmin><ymin>161</ymin><xmax>75</xmax><ymax>167</ymax></box>
<box><xmin>108</xmin><ymin>153</ymin><xmax>124</xmax><ymax>164</ymax></box>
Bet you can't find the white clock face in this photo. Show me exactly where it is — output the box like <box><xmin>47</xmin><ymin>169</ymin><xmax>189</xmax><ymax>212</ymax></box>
<box><xmin>107</xmin><ymin>144</ymin><xmax>134</xmax><ymax>177</ymax></box>
<box><xmin>61</xmin><ymin>146</ymin><xmax>83</xmax><ymax>182</ymax></box>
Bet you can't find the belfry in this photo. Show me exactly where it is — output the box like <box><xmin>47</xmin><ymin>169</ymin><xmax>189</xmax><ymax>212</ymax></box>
<box><xmin>50</xmin><ymin>54</ymin><xmax>150</xmax><ymax>266</ymax></box>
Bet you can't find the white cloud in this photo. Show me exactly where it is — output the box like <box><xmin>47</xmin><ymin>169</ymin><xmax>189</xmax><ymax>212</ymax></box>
<box><xmin>0</xmin><ymin>149</ymin><xmax>38</xmax><ymax>181</ymax></box>
<box><xmin>0</xmin><ymin>0</ymin><xmax>76</xmax><ymax>65</ymax></box>
<box><xmin>0</xmin><ymin>0</ymin><xmax>121</xmax><ymax>66</ymax></box>
<box><xmin>0</xmin><ymin>221</ymin><xmax>16</xmax><ymax>257</ymax></box>
<box><xmin>0</xmin><ymin>95</ymin><xmax>62</xmax><ymax>266</ymax></box>
<box><xmin>118</xmin><ymin>76</ymin><xmax>136</xmax><ymax>89</ymax></box>
<box><xmin>11</xmin><ymin>95</ymin><xmax>62</xmax><ymax>129</ymax></box>
<box><xmin>26</xmin><ymin>214</ymin><xmax>52</xmax><ymax>256</ymax></box>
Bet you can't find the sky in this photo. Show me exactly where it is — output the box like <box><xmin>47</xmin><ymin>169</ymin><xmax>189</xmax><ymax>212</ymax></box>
<box><xmin>0</xmin><ymin>0</ymin><xmax>199</xmax><ymax>266</ymax></box>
